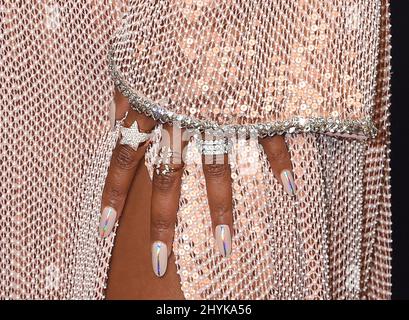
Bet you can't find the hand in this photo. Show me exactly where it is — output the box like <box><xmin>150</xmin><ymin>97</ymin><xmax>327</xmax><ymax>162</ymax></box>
<box><xmin>99</xmin><ymin>89</ymin><xmax>155</xmax><ymax>238</ymax></box>
<box><xmin>100</xmin><ymin>91</ymin><xmax>296</xmax><ymax>278</ymax></box>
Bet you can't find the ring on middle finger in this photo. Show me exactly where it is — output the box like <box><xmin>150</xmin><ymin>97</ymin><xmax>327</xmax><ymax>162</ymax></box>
<box><xmin>154</xmin><ymin>145</ymin><xmax>179</xmax><ymax>175</ymax></box>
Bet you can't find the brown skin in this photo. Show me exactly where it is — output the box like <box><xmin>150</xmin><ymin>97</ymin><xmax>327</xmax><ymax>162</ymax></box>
<box><xmin>105</xmin><ymin>159</ymin><xmax>184</xmax><ymax>299</ymax></box>
<box><xmin>104</xmin><ymin>89</ymin><xmax>293</xmax><ymax>299</ymax></box>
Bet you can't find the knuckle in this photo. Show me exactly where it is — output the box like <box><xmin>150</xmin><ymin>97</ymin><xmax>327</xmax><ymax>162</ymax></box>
<box><xmin>153</xmin><ymin>167</ymin><xmax>183</xmax><ymax>191</ymax></box>
<box><xmin>267</xmin><ymin>147</ymin><xmax>289</xmax><ymax>162</ymax></box>
<box><xmin>213</xmin><ymin>204</ymin><xmax>231</xmax><ymax>220</ymax></box>
<box><xmin>113</xmin><ymin>145</ymin><xmax>138</xmax><ymax>170</ymax></box>
<box><xmin>203</xmin><ymin>164</ymin><xmax>229</xmax><ymax>179</ymax></box>
<box><xmin>152</xmin><ymin>217</ymin><xmax>173</xmax><ymax>233</ymax></box>
<box><xmin>104</xmin><ymin>184</ymin><xmax>125</xmax><ymax>203</ymax></box>
<box><xmin>153</xmin><ymin>173</ymin><xmax>175</xmax><ymax>191</ymax></box>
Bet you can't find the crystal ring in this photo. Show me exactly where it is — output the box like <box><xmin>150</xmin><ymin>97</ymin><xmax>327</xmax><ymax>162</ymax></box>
<box><xmin>199</xmin><ymin>137</ymin><xmax>232</xmax><ymax>156</ymax></box>
<box><xmin>119</xmin><ymin>120</ymin><xmax>151</xmax><ymax>151</ymax></box>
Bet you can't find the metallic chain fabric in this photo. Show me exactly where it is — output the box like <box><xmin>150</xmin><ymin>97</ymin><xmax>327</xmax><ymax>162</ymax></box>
<box><xmin>0</xmin><ymin>1</ymin><xmax>128</xmax><ymax>299</ymax></box>
<box><xmin>0</xmin><ymin>0</ymin><xmax>392</xmax><ymax>299</ymax></box>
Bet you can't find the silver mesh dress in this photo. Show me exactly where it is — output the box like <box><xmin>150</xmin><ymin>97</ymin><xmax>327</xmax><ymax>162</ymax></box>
<box><xmin>0</xmin><ymin>0</ymin><xmax>392</xmax><ymax>299</ymax></box>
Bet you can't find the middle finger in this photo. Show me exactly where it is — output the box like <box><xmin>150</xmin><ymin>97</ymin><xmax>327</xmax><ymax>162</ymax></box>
<box><xmin>150</xmin><ymin>124</ymin><xmax>188</xmax><ymax>277</ymax></box>
<box><xmin>201</xmin><ymin>137</ymin><xmax>233</xmax><ymax>258</ymax></box>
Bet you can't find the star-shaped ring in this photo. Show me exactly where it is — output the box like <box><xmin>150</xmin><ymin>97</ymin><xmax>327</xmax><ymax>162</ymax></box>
<box><xmin>119</xmin><ymin>121</ymin><xmax>151</xmax><ymax>151</ymax></box>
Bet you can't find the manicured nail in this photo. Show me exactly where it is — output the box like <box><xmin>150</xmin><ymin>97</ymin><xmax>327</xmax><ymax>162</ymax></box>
<box><xmin>99</xmin><ymin>206</ymin><xmax>117</xmax><ymax>238</ymax></box>
<box><xmin>152</xmin><ymin>241</ymin><xmax>168</xmax><ymax>277</ymax></box>
<box><xmin>280</xmin><ymin>170</ymin><xmax>296</xmax><ymax>196</ymax></box>
<box><xmin>215</xmin><ymin>225</ymin><xmax>232</xmax><ymax>258</ymax></box>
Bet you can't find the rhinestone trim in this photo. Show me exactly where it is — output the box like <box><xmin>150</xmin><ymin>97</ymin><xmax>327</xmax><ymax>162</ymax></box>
<box><xmin>109</xmin><ymin>51</ymin><xmax>377</xmax><ymax>139</ymax></box>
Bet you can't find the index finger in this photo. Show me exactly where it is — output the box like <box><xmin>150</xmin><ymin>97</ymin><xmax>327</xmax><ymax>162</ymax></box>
<box><xmin>99</xmin><ymin>109</ymin><xmax>156</xmax><ymax>238</ymax></box>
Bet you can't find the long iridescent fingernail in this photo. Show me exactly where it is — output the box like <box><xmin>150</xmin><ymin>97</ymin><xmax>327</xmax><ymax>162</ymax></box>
<box><xmin>99</xmin><ymin>206</ymin><xmax>117</xmax><ymax>238</ymax></box>
<box><xmin>152</xmin><ymin>241</ymin><xmax>167</xmax><ymax>277</ymax></box>
<box><xmin>215</xmin><ymin>225</ymin><xmax>232</xmax><ymax>258</ymax></box>
<box><xmin>280</xmin><ymin>170</ymin><xmax>296</xmax><ymax>196</ymax></box>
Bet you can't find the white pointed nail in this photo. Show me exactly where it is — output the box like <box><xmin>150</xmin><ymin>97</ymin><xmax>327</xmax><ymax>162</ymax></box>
<box><xmin>108</xmin><ymin>100</ymin><xmax>116</xmax><ymax>131</ymax></box>
<box><xmin>99</xmin><ymin>206</ymin><xmax>117</xmax><ymax>238</ymax></box>
<box><xmin>215</xmin><ymin>225</ymin><xmax>232</xmax><ymax>258</ymax></box>
<box><xmin>280</xmin><ymin>170</ymin><xmax>296</xmax><ymax>196</ymax></box>
<box><xmin>152</xmin><ymin>241</ymin><xmax>168</xmax><ymax>277</ymax></box>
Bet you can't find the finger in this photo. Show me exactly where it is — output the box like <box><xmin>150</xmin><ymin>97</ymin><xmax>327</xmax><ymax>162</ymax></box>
<box><xmin>260</xmin><ymin>135</ymin><xmax>296</xmax><ymax>196</ymax></box>
<box><xmin>150</xmin><ymin>124</ymin><xmax>188</xmax><ymax>277</ymax></box>
<box><xmin>109</xmin><ymin>88</ymin><xmax>131</xmax><ymax>129</ymax></box>
<box><xmin>202</xmin><ymin>150</ymin><xmax>233</xmax><ymax>258</ymax></box>
<box><xmin>99</xmin><ymin>109</ymin><xmax>156</xmax><ymax>238</ymax></box>
<box><xmin>114</xmin><ymin>87</ymin><xmax>131</xmax><ymax>120</ymax></box>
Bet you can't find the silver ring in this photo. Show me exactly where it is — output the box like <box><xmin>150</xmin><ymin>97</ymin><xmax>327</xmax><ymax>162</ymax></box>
<box><xmin>154</xmin><ymin>145</ymin><xmax>174</xmax><ymax>175</ymax></box>
<box><xmin>199</xmin><ymin>137</ymin><xmax>232</xmax><ymax>156</ymax></box>
<box><xmin>119</xmin><ymin>120</ymin><xmax>151</xmax><ymax>151</ymax></box>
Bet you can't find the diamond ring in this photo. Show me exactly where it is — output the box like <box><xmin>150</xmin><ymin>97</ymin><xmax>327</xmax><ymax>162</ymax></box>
<box><xmin>199</xmin><ymin>137</ymin><xmax>232</xmax><ymax>156</ymax></box>
<box><xmin>119</xmin><ymin>121</ymin><xmax>151</xmax><ymax>150</ymax></box>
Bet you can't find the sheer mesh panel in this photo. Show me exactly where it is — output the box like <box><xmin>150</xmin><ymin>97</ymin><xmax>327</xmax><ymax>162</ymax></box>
<box><xmin>0</xmin><ymin>1</ymin><xmax>128</xmax><ymax>299</ymax></box>
<box><xmin>110</xmin><ymin>0</ymin><xmax>383</xmax><ymax>137</ymax></box>
<box><xmin>0</xmin><ymin>0</ymin><xmax>392</xmax><ymax>300</ymax></box>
